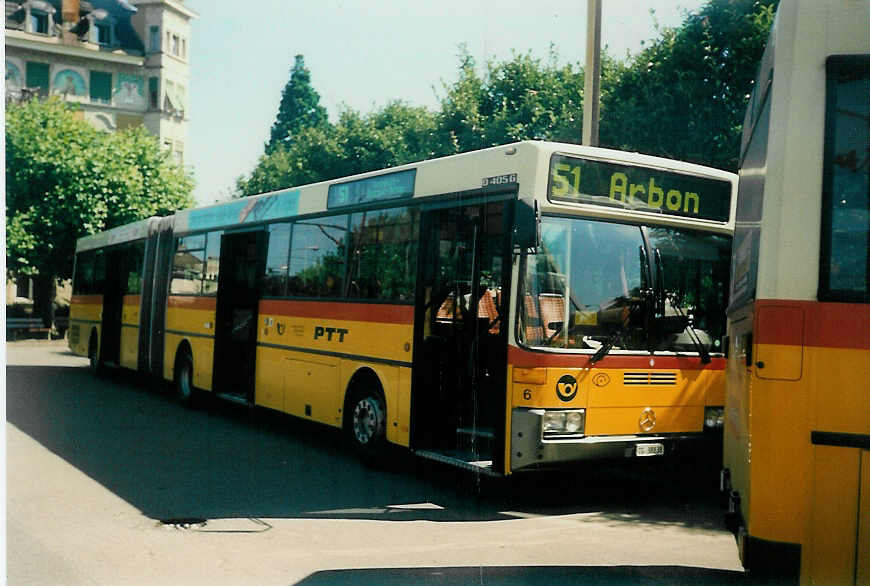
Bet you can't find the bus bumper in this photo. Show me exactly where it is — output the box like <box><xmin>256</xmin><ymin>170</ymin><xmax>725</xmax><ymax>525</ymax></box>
<box><xmin>510</xmin><ymin>408</ymin><xmax>715</xmax><ymax>471</ymax></box>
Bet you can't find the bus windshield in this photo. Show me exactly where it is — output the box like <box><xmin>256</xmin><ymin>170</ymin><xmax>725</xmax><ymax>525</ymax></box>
<box><xmin>519</xmin><ymin>217</ymin><xmax>730</xmax><ymax>353</ymax></box>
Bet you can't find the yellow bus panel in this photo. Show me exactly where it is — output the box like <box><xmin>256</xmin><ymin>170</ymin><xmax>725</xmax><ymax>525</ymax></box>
<box><xmin>585</xmin><ymin>405</ymin><xmax>704</xmax><ymax>436</ymax></box>
<box><xmin>806</xmin><ymin>445</ymin><xmax>861</xmax><ymax>585</ymax></box>
<box><xmin>69</xmin><ymin>295</ymin><xmax>103</xmax><ymax>357</ymax></box>
<box><xmin>119</xmin><ymin>295</ymin><xmax>140</xmax><ymax>370</ymax></box>
<box><xmin>164</xmin><ymin>296</ymin><xmax>217</xmax><ymax>389</ymax></box>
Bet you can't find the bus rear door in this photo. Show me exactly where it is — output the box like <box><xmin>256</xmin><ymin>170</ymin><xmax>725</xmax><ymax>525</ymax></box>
<box><xmin>212</xmin><ymin>230</ymin><xmax>268</xmax><ymax>403</ymax></box>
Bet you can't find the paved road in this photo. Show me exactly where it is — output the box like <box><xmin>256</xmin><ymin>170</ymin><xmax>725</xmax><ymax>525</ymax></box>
<box><xmin>6</xmin><ymin>342</ymin><xmax>745</xmax><ymax>585</ymax></box>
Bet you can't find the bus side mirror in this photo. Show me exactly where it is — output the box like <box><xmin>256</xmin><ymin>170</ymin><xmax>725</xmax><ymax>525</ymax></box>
<box><xmin>514</xmin><ymin>199</ymin><xmax>540</xmax><ymax>253</ymax></box>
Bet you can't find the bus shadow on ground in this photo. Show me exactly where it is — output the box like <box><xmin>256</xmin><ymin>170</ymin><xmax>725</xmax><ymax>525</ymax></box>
<box><xmin>297</xmin><ymin>565</ymin><xmax>755</xmax><ymax>585</ymax></box>
<box><xmin>7</xmin><ymin>362</ymin><xmax>724</xmax><ymax>528</ymax></box>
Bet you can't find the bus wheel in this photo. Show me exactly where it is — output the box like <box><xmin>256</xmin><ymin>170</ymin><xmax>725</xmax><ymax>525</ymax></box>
<box><xmin>87</xmin><ymin>331</ymin><xmax>101</xmax><ymax>374</ymax></box>
<box><xmin>348</xmin><ymin>387</ymin><xmax>386</xmax><ymax>462</ymax></box>
<box><xmin>174</xmin><ymin>350</ymin><xmax>196</xmax><ymax>407</ymax></box>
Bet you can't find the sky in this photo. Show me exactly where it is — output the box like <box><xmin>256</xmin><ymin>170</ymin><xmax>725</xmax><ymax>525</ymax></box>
<box><xmin>182</xmin><ymin>0</ymin><xmax>707</xmax><ymax>205</ymax></box>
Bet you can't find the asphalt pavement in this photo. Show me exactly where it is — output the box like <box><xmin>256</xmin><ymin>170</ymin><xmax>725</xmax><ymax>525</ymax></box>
<box><xmin>6</xmin><ymin>340</ymin><xmax>749</xmax><ymax>585</ymax></box>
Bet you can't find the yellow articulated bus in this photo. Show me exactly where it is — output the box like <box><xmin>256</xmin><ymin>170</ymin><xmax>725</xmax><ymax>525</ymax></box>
<box><xmin>722</xmin><ymin>0</ymin><xmax>870</xmax><ymax>583</ymax></box>
<box><xmin>69</xmin><ymin>140</ymin><xmax>736</xmax><ymax>476</ymax></box>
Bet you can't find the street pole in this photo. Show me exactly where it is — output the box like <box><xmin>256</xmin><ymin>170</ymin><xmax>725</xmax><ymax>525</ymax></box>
<box><xmin>582</xmin><ymin>0</ymin><xmax>602</xmax><ymax>147</ymax></box>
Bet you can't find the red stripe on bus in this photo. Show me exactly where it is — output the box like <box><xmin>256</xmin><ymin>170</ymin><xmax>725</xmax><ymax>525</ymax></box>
<box><xmin>259</xmin><ymin>300</ymin><xmax>414</xmax><ymax>324</ymax></box>
<box><xmin>754</xmin><ymin>299</ymin><xmax>870</xmax><ymax>350</ymax></box>
<box><xmin>507</xmin><ymin>345</ymin><xmax>725</xmax><ymax>371</ymax></box>
<box><xmin>167</xmin><ymin>296</ymin><xmax>217</xmax><ymax>310</ymax></box>
<box><xmin>71</xmin><ymin>295</ymin><xmax>102</xmax><ymax>305</ymax></box>
<box><xmin>122</xmin><ymin>295</ymin><xmax>141</xmax><ymax>307</ymax></box>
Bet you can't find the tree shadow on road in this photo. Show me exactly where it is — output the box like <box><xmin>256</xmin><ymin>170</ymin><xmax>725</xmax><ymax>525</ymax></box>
<box><xmin>6</xmin><ymin>362</ymin><xmax>726</xmax><ymax>531</ymax></box>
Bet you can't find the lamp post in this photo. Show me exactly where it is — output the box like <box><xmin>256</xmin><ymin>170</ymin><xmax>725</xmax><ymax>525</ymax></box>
<box><xmin>582</xmin><ymin>0</ymin><xmax>602</xmax><ymax>147</ymax></box>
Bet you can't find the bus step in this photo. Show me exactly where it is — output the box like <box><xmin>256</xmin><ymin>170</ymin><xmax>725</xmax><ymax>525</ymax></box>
<box><xmin>413</xmin><ymin>449</ymin><xmax>499</xmax><ymax>477</ymax></box>
<box><xmin>214</xmin><ymin>392</ymin><xmax>250</xmax><ymax>406</ymax></box>
<box><xmin>456</xmin><ymin>426</ymin><xmax>494</xmax><ymax>453</ymax></box>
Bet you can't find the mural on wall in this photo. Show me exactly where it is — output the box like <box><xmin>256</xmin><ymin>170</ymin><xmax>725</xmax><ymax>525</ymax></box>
<box><xmin>114</xmin><ymin>73</ymin><xmax>144</xmax><ymax>107</ymax></box>
<box><xmin>53</xmin><ymin>69</ymin><xmax>87</xmax><ymax>96</ymax></box>
<box><xmin>6</xmin><ymin>60</ymin><xmax>23</xmax><ymax>90</ymax></box>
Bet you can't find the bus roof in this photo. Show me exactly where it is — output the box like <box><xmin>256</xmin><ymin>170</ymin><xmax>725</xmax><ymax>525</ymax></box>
<box><xmin>77</xmin><ymin>141</ymin><xmax>737</xmax><ymax>247</ymax></box>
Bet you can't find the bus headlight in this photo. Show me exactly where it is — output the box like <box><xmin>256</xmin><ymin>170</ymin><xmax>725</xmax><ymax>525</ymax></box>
<box><xmin>705</xmin><ymin>407</ymin><xmax>724</xmax><ymax>429</ymax></box>
<box><xmin>542</xmin><ymin>409</ymin><xmax>586</xmax><ymax>438</ymax></box>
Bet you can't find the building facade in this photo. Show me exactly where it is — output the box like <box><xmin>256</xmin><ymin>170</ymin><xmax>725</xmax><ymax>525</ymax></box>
<box><xmin>4</xmin><ymin>0</ymin><xmax>197</xmax><ymax>164</ymax></box>
<box><xmin>5</xmin><ymin>0</ymin><xmax>197</xmax><ymax>315</ymax></box>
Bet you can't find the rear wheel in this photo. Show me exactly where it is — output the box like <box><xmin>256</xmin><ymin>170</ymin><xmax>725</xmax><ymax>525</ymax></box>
<box><xmin>347</xmin><ymin>387</ymin><xmax>387</xmax><ymax>462</ymax></box>
<box><xmin>87</xmin><ymin>331</ymin><xmax>101</xmax><ymax>374</ymax></box>
<box><xmin>175</xmin><ymin>350</ymin><xmax>196</xmax><ymax>406</ymax></box>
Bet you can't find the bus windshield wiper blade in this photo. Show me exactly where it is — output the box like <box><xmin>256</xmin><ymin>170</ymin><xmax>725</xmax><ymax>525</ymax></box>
<box><xmin>589</xmin><ymin>298</ymin><xmax>631</xmax><ymax>364</ymax></box>
<box><xmin>589</xmin><ymin>329</ymin><xmax>620</xmax><ymax>364</ymax></box>
<box><xmin>666</xmin><ymin>292</ymin><xmax>711</xmax><ymax>364</ymax></box>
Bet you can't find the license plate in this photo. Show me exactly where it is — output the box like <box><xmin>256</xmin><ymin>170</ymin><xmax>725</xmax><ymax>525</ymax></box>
<box><xmin>636</xmin><ymin>443</ymin><xmax>664</xmax><ymax>457</ymax></box>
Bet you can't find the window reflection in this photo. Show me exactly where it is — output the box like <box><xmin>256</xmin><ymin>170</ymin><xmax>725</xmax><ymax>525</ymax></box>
<box><xmin>288</xmin><ymin>216</ymin><xmax>348</xmax><ymax>298</ymax></box>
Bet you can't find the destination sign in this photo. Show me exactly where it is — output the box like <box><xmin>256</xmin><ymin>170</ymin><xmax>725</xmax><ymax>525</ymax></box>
<box><xmin>328</xmin><ymin>168</ymin><xmax>416</xmax><ymax>209</ymax></box>
<box><xmin>548</xmin><ymin>155</ymin><xmax>731</xmax><ymax>222</ymax></box>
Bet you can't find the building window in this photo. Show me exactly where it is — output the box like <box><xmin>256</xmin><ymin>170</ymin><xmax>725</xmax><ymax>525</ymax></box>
<box><xmin>30</xmin><ymin>11</ymin><xmax>49</xmax><ymax>34</ymax></box>
<box><xmin>95</xmin><ymin>22</ymin><xmax>111</xmax><ymax>45</ymax></box>
<box><xmin>25</xmin><ymin>61</ymin><xmax>50</xmax><ymax>97</ymax></box>
<box><xmin>181</xmin><ymin>39</ymin><xmax>187</xmax><ymax>59</ymax></box>
<box><xmin>148</xmin><ymin>76</ymin><xmax>159</xmax><ymax>109</ymax></box>
<box><xmin>177</xmin><ymin>84</ymin><xmax>186</xmax><ymax>113</ymax></box>
<box><xmin>164</xmin><ymin>79</ymin><xmax>175</xmax><ymax>111</ymax></box>
<box><xmin>174</xmin><ymin>141</ymin><xmax>184</xmax><ymax>165</ymax></box>
<box><xmin>89</xmin><ymin>70</ymin><xmax>112</xmax><ymax>104</ymax></box>
<box><xmin>171</xmin><ymin>34</ymin><xmax>179</xmax><ymax>56</ymax></box>
<box><xmin>149</xmin><ymin>26</ymin><xmax>159</xmax><ymax>51</ymax></box>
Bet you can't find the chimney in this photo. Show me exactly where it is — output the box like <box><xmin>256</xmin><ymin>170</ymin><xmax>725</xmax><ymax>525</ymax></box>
<box><xmin>62</xmin><ymin>0</ymin><xmax>80</xmax><ymax>26</ymax></box>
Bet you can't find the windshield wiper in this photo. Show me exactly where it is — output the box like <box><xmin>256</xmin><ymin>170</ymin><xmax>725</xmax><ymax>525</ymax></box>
<box><xmin>589</xmin><ymin>328</ymin><xmax>621</xmax><ymax>364</ymax></box>
<box><xmin>589</xmin><ymin>297</ymin><xmax>632</xmax><ymax>364</ymax></box>
<box><xmin>655</xmin><ymin>249</ymin><xmax>711</xmax><ymax>364</ymax></box>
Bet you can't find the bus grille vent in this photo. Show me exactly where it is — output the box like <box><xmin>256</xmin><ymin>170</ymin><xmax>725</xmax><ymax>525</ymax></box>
<box><xmin>623</xmin><ymin>372</ymin><xmax>677</xmax><ymax>386</ymax></box>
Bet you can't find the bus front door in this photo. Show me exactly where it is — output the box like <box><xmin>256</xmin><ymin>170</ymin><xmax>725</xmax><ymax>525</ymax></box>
<box><xmin>212</xmin><ymin>230</ymin><xmax>267</xmax><ymax>403</ymax></box>
<box><xmin>411</xmin><ymin>200</ymin><xmax>510</xmax><ymax>471</ymax></box>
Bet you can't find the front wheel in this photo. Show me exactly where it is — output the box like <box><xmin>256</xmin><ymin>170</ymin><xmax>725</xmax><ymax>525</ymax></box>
<box><xmin>347</xmin><ymin>388</ymin><xmax>387</xmax><ymax>462</ymax></box>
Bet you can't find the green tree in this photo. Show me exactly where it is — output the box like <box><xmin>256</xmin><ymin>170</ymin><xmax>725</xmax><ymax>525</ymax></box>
<box><xmin>240</xmin><ymin>0</ymin><xmax>777</xmax><ymax>193</ymax></box>
<box><xmin>238</xmin><ymin>101</ymin><xmax>440</xmax><ymax>196</ymax></box>
<box><xmin>266</xmin><ymin>54</ymin><xmax>328</xmax><ymax>154</ymax></box>
<box><xmin>600</xmin><ymin>0</ymin><xmax>778</xmax><ymax>170</ymax></box>
<box><xmin>437</xmin><ymin>47</ymin><xmax>596</xmax><ymax>153</ymax></box>
<box><xmin>6</xmin><ymin>98</ymin><xmax>194</xmax><ymax>326</ymax></box>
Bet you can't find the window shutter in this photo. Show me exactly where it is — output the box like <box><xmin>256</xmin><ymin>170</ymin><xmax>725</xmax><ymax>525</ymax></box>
<box><xmin>89</xmin><ymin>70</ymin><xmax>112</xmax><ymax>103</ymax></box>
<box><xmin>25</xmin><ymin>62</ymin><xmax>49</xmax><ymax>96</ymax></box>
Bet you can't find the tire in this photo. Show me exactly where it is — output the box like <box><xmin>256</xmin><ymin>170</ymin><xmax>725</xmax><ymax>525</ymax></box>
<box><xmin>87</xmin><ymin>331</ymin><xmax>101</xmax><ymax>375</ymax></box>
<box><xmin>174</xmin><ymin>351</ymin><xmax>196</xmax><ymax>407</ymax></box>
<box><xmin>347</xmin><ymin>386</ymin><xmax>387</xmax><ymax>462</ymax></box>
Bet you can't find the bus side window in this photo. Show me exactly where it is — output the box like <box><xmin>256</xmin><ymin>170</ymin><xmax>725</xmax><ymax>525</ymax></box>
<box><xmin>348</xmin><ymin>207</ymin><xmax>417</xmax><ymax>302</ymax></box>
<box><xmin>124</xmin><ymin>242</ymin><xmax>145</xmax><ymax>295</ymax></box>
<box><xmin>288</xmin><ymin>216</ymin><xmax>348</xmax><ymax>298</ymax></box>
<box><xmin>263</xmin><ymin>223</ymin><xmax>291</xmax><ymax>297</ymax></box>
<box><xmin>170</xmin><ymin>235</ymin><xmax>206</xmax><ymax>295</ymax></box>
<box><xmin>202</xmin><ymin>230</ymin><xmax>223</xmax><ymax>295</ymax></box>
<box><xmin>73</xmin><ymin>251</ymin><xmax>96</xmax><ymax>295</ymax></box>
